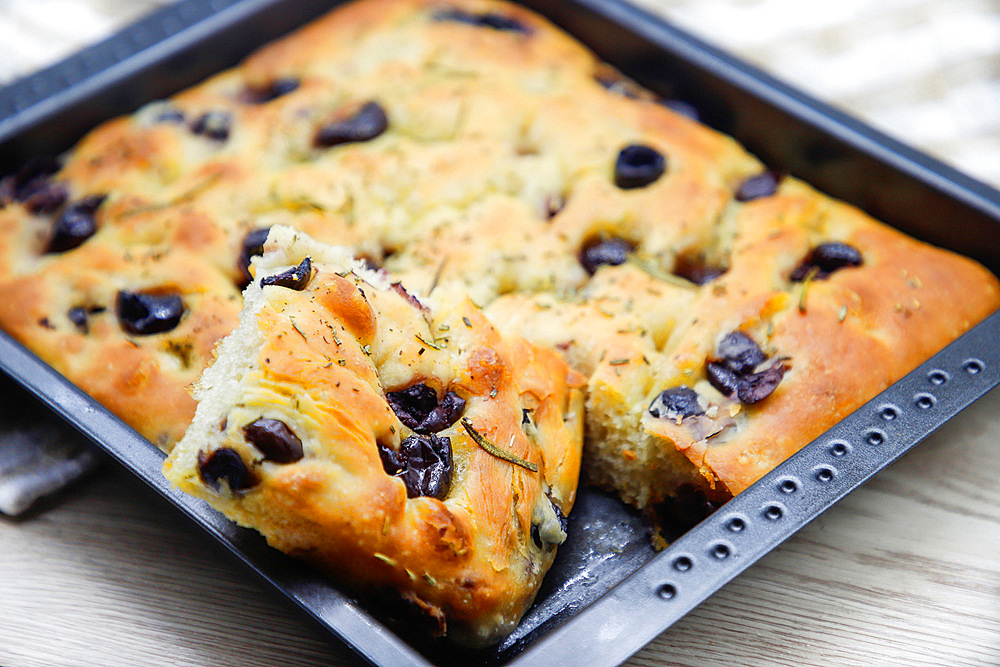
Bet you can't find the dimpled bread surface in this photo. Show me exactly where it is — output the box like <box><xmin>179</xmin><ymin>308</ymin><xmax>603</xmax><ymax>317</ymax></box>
<box><xmin>163</xmin><ymin>227</ymin><xmax>584</xmax><ymax>644</ymax></box>
<box><xmin>0</xmin><ymin>0</ymin><xmax>998</xmax><ymax>516</ymax></box>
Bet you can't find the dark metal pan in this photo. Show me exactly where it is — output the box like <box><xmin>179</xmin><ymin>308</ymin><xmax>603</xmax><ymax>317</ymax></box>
<box><xmin>1</xmin><ymin>1</ymin><xmax>997</xmax><ymax>664</ymax></box>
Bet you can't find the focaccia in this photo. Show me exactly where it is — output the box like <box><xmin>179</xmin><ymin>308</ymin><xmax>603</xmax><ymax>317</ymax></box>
<box><xmin>162</xmin><ymin>227</ymin><xmax>584</xmax><ymax>644</ymax></box>
<box><xmin>0</xmin><ymin>0</ymin><xmax>996</xmax><ymax>549</ymax></box>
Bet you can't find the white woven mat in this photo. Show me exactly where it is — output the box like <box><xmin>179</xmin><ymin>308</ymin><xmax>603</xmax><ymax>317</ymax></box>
<box><xmin>0</xmin><ymin>0</ymin><xmax>997</xmax><ymax>513</ymax></box>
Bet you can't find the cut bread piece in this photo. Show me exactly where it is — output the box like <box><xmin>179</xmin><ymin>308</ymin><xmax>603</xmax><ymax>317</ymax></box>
<box><xmin>162</xmin><ymin>227</ymin><xmax>584</xmax><ymax>645</ymax></box>
<box><xmin>489</xmin><ymin>181</ymin><xmax>1000</xmax><ymax>510</ymax></box>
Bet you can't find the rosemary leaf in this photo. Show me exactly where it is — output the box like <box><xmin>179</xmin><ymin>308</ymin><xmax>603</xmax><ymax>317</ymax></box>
<box><xmin>416</xmin><ymin>334</ymin><xmax>443</xmax><ymax>350</ymax></box>
<box><xmin>461</xmin><ymin>418</ymin><xmax>538</xmax><ymax>473</ymax></box>
<box><xmin>626</xmin><ymin>254</ymin><xmax>698</xmax><ymax>290</ymax></box>
<box><xmin>289</xmin><ymin>317</ymin><xmax>308</xmax><ymax>342</ymax></box>
<box><xmin>118</xmin><ymin>172</ymin><xmax>224</xmax><ymax>219</ymax></box>
<box><xmin>428</xmin><ymin>257</ymin><xmax>448</xmax><ymax>295</ymax></box>
<box><xmin>798</xmin><ymin>266</ymin><xmax>819</xmax><ymax>313</ymax></box>
<box><xmin>373</xmin><ymin>552</ymin><xmax>397</xmax><ymax>567</ymax></box>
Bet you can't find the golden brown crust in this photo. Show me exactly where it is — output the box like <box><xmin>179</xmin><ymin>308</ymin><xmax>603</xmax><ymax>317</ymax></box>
<box><xmin>163</xmin><ymin>229</ymin><xmax>584</xmax><ymax>643</ymax></box>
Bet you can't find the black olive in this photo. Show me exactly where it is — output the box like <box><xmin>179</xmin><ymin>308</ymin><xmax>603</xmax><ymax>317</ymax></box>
<box><xmin>594</xmin><ymin>68</ymin><xmax>647</xmax><ymax>100</ymax></box>
<box><xmin>579</xmin><ymin>236</ymin><xmax>632</xmax><ymax>275</ymax></box>
<box><xmin>390</xmin><ymin>282</ymin><xmax>428</xmax><ymax>311</ymax></box>
<box><xmin>154</xmin><ymin>107</ymin><xmax>187</xmax><ymax>124</ymax></box>
<box><xmin>661</xmin><ymin>99</ymin><xmax>701</xmax><ymax>122</ymax></box>
<box><xmin>706</xmin><ymin>331</ymin><xmax>787</xmax><ymax>404</ymax></box>
<box><xmin>22</xmin><ymin>181</ymin><xmax>68</xmax><ymax>214</ymax></box>
<box><xmin>648</xmin><ymin>386</ymin><xmax>704</xmax><ymax>420</ymax></box>
<box><xmin>736</xmin><ymin>364</ymin><xmax>787</xmax><ymax>404</ymax></box>
<box><xmin>67</xmin><ymin>306</ymin><xmax>89</xmax><ymax>332</ymax></box>
<box><xmin>260</xmin><ymin>256</ymin><xmax>312</xmax><ymax>290</ymax></box>
<box><xmin>242</xmin><ymin>418</ymin><xmax>304</xmax><ymax>463</ymax></box>
<box><xmin>790</xmin><ymin>242</ymin><xmax>863</xmax><ymax>281</ymax></box>
<box><xmin>550</xmin><ymin>496</ymin><xmax>568</xmax><ymax>534</ymax></box>
<box><xmin>532</xmin><ymin>494</ymin><xmax>569</xmax><ymax>549</ymax></box>
<box><xmin>705</xmin><ymin>362</ymin><xmax>741</xmax><ymax>397</ymax></box>
<box><xmin>115</xmin><ymin>291</ymin><xmax>184</xmax><ymax>335</ymax></box>
<box><xmin>399</xmin><ymin>435</ymin><xmax>452</xmax><ymax>499</ymax></box>
<box><xmin>46</xmin><ymin>194</ymin><xmax>106</xmax><ymax>253</ymax></box>
<box><xmin>198</xmin><ymin>448</ymin><xmax>258</xmax><ymax>492</ymax></box>
<box><xmin>314</xmin><ymin>101</ymin><xmax>388</xmax><ymax>148</ymax></box>
<box><xmin>672</xmin><ymin>252</ymin><xmax>725</xmax><ymax>285</ymax></box>
<box><xmin>386</xmin><ymin>384</ymin><xmax>466</xmax><ymax>434</ymax></box>
<box><xmin>530</xmin><ymin>523</ymin><xmax>542</xmax><ymax>549</ymax></box>
<box><xmin>387</xmin><ymin>383</ymin><xmax>439</xmax><ymax>430</ymax></box>
<box><xmin>735</xmin><ymin>170</ymin><xmax>781</xmax><ymax>202</ymax></box>
<box><xmin>67</xmin><ymin>305</ymin><xmax>103</xmax><ymax>333</ymax></box>
<box><xmin>1</xmin><ymin>155</ymin><xmax>61</xmax><ymax>204</ymax></box>
<box><xmin>715</xmin><ymin>331</ymin><xmax>766</xmax><ymax>375</ymax></box>
<box><xmin>432</xmin><ymin>8</ymin><xmax>532</xmax><ymax>33</ymax></box>
<box><xmin>191</xmin><ymin>111</ymin><xmax>232</xmax><ymax>141</ymax></box>
<box><xmin>614</xmin><ymin>144</ymin><xmax>666</xmax><ymax>190</ymax></box>
<box><xmin>238</xmin><ymin>227</ymin><xmax>271</xmax><ymax>286</ymax></box>
<box><xmin>268</xmin><ymin>78</ymin><xmax>300</xmax><ymax>98</ymax></box>
<box><xmin>378</xmin><ymin>434</ymin><xmax>453</xmax><ymax>499</ymax></box>
<box><xmin>242</xmin><ymin>78</ymin><xmax>300</xmax><ymax>104</ymax></box>
<box><xmin>416</xmin><ymin>391</ymin><xmax>467</xmax><ymax>434</ymax></box>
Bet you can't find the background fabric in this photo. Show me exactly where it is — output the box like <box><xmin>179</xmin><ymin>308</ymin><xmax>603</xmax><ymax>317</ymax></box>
<box><xmin>0</xmin><ymin>0</ymin><xmax>997</xmax><ymax>512</ymax></box>
<box><xmin>2</xmin><ymin>0</ymin><xmax>997</xmax><ymax>186</ymax></box>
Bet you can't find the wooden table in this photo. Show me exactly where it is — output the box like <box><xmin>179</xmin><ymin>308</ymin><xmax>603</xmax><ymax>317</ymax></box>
<box><xmin>2</xmin><ymin>1</ymin><xmax>1000</xmax><ymax>665</ymax></box>
<box><xmin>2</xmin><ymin>388</ymin><xmax>998</xmax><ymax>666</ymax></box>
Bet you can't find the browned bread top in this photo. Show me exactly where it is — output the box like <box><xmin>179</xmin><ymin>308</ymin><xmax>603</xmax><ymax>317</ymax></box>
<box><xmin>162</xmin><ymin>228</ymin><xmax>585</xmax><ymax>644</ymax></box>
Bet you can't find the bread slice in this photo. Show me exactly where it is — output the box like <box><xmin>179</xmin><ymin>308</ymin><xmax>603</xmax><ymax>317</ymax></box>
<box><xmin>487</xmin><ymin>178</ymin><xmax>1000</xmax><ymax>508</ymax></box>
<box><xmin>162</xmin><ymin>226</ymin><xmax>584</xmax><ymax>644</ymax></box>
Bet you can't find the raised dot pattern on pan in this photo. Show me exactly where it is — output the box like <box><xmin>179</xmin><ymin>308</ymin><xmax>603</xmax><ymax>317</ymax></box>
<box><xmin>650</xmin><ymin>347</ymin><xmax>993</xmax><ymax>615</ymax></box>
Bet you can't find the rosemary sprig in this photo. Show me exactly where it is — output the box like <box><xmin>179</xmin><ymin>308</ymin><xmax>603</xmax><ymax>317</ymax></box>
<box><xmin>117</xmin><ymin>172</ymin><xmax>223</xmax><ymax>219</ymax></box>
<box><xmin>428</xmin><ymin>257</ymin><xmax>448</xmax><ymax>296</ymax></box>
<box><xmin>288</xmin><ymin>317</ymin><xmax>308</xmax><ymax>342</ymax></box>
<box><xmin>415</xmin><ymin>333</ymin><xmax>443</xmax><ymax>350</ymax></box>
<box><xmin>626</xmin><ymin>254</ymin><xmax>699</xmax><ymax>290</ymax></box>
<box><xmin>268</xmin><ymin>186</ymin><xmax>327</xmax><ymax>212</ymax></box>
<box><xmin>798</xmin><ymin>266</ymin><xmax>820</xmax><ymax>313</ymax></box>
<box><xmin>373</xmin><ymin>553</ymin><xmax>397</xmax><ymax>567</ymax></box>
<box><xmin>461</xmin><ymin>417</ymin><xmax>538</xmax><ymax>473</ymax></box>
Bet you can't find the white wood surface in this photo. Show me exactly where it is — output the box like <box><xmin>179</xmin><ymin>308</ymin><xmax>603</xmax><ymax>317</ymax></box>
<box><xmin>1</xmin><ymin>1</ymin><xmax>999</xmax><ymax>665</ymax></box>
<box><xmin>2</xmin><ymin>389</ymin><xmax>998</xmax><ymax>666</ymax></box>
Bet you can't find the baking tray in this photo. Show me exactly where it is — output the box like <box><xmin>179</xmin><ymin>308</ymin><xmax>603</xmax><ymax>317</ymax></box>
<box><xmin>1</xmin><ymin>0</ymin><xmax>999</xmax><ymax>664</ymax></box>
